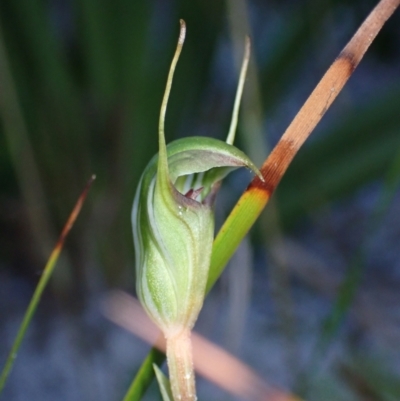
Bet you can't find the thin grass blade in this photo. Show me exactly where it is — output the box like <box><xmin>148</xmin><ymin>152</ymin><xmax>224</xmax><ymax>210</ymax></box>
<box><xmin>153</xmin><ymin>364</ymin><xmax>174</xmax><ymax>401</ymax></box>
<box><xmin>0</xmin><ymin>175</ymin><xmax>96</xmax><ymax>394</ymax></box>
<box><xmin>122</xmin><ymin>349</ymin><xmax>165</xmax><ymax>401</ymax></box>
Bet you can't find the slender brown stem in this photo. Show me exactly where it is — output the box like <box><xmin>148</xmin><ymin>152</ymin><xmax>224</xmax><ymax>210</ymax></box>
<box><xmin>208</xmin><ymin>0</ymin><xmax>400</xmax><ymax>299</ymax></box>
<box><xmin>166</xmin><ymin>329</ymin><xmax>196</xmax><ymax>401</ymax></box>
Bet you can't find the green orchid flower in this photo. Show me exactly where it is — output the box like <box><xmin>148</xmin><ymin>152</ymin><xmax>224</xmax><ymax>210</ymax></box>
<box><xmin>132</xmin><ymin>20</ymin><xmax>261</xmax><ymax>401</ymax></box>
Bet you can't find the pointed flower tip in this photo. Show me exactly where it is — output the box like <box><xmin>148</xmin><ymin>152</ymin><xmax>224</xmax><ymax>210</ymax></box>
<box><xmin>179</xmin><ymin>20</ymin><xmax>186</xmax><ymax>44</ymax></box>
<box><xmin>255</xmin><ymin>167</ymin><xmax>264</xmax><ymax>182</ymax></box>
<box><xmin>240</xmin><ymin>156</ymin><xmax>264</xmax><ymax>183</ymax></box>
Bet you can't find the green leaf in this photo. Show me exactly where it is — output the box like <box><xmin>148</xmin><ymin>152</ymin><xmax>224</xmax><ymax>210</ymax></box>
<box><xmin>153</xmin><ymin>364</ymin><xmax>174</xmax><ymax>401</ymax></box>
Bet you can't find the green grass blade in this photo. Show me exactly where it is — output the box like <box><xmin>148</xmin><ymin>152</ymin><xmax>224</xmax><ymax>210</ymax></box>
<box><xmin>0</xmin><ymin>176</ymin><xmax>96</xmax><ymax>394</ymax></box>
<box><xmin>122</xmin><ymin>348</ymin><xmax>165</xmax><ymax>401</ymax></box>
<box><xmin>153</xmin><ymin>364</ymin><xmax>174</xmax><ymax>401</ymax></box>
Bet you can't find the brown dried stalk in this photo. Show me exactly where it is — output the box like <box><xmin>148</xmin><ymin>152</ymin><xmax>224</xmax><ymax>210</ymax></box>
<box><xmin>211</xmin><ymin>0</ymin><xmax>400</xmax><ymax>283</ymax></box>
<box><xmin>255</xmin><ymin>0</ymin><xmax>400</xmax><ymax>195</ymax></box>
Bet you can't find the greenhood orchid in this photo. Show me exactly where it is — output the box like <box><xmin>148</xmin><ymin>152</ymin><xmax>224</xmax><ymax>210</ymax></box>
<box><xmin>132</xmin><ymin>20</ymin><xmax>262</xmax><ymax>401</ymax></box>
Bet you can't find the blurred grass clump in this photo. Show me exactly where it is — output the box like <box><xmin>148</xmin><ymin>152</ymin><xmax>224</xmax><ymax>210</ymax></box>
<box><xmin>0</xmin><ymin>0</ymin><xmax>230</xmax><ymax>294</ymax></box>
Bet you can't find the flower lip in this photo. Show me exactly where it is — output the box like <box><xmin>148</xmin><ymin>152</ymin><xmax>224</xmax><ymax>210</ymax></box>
<box><xmin>184</xmin><ymin>187</ymin><xmax>203</xmax><ymax>200</ymax></box>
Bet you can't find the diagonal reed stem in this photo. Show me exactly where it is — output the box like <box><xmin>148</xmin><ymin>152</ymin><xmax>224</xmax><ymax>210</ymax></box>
<box><xmin>207</xmin><ymin>0</ymin><xmax>400</xmax><ymax>290</ymax></box>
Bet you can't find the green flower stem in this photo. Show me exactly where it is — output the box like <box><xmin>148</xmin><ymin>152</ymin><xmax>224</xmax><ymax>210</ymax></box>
<box><xmin>166</xmin><ymin>329</ymin><xmax>195</xmax><ymax>401</ymax></box>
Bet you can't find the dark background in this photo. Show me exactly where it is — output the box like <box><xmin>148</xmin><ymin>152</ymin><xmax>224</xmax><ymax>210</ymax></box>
<box><xmin>1</xmin><ymin>0</ymin><xmax>400</xmax><ymax>400</ymax></box>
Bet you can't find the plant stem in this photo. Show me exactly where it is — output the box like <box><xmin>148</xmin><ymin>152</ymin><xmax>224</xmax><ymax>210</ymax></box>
<box><xmin>0</xmin><ymin>176</ymin><xmax>95</xmax><ymax>394</ymax></box>
<box><xmin>166</xmin><ymin>329</ymin><xmax>196</xmax><ymax>401</ymax></box>
<box><xmin>207</xmin><ymin>0</ymin><xmax>400</xmax><ymax>291</ymax></box>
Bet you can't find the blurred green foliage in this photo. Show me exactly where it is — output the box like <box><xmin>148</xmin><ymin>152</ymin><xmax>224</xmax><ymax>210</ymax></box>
<box><xmin>0</xmin><ymin>0</ymin><xmax>399</xmax><ymax>296</ymax></box>
<box><xmin>0</xmin><ymin>1</ymin><xmax>400</xmax><ymax>400</ymax></box>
